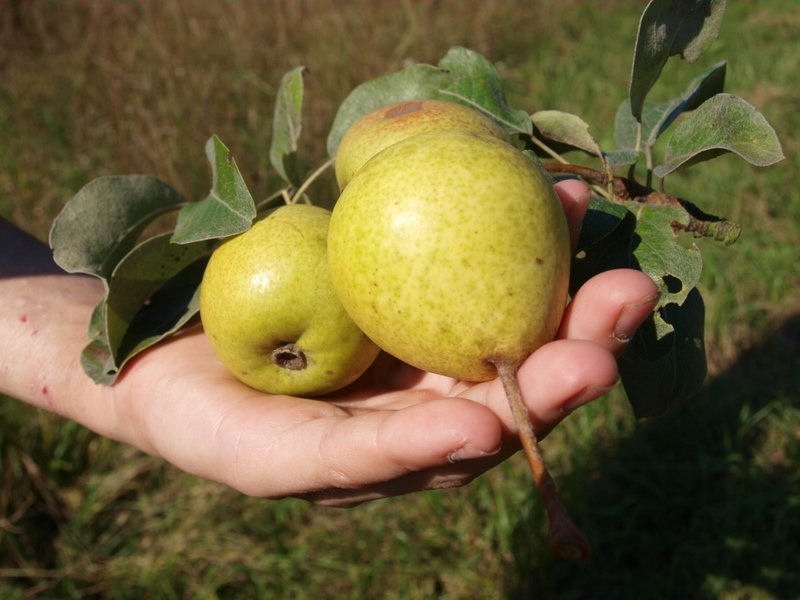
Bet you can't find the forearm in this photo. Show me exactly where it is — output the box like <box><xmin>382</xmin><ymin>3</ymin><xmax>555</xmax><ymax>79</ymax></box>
<box><xmin>0</xmin><ymin>219</ymin><xmax>108</xmax><ymax>424</ymax></box>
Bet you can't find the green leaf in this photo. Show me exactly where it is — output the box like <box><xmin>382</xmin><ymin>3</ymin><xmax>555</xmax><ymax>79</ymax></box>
<box><xmin>81</xmin><ymin>340</ymin><xmax>116</xmax><ymax>385</ymax></box>
<box><xmin>629</xmin><ymin>0</ymin><xmax>727</xmax><ymax>121</ymax></box>
<box><xmin>50</xmin><ymin>175</ymin><xmax>185</xmax><ymax>279</ymax></box>
<box><xmin>647</xmin><ymin>61</ymin><xmax>726</xmax><ymax>145</ymax></box>
<box><xmin>86</xmin><ymin>299</ymin><xmax>108</xmax><ymax>344</ymax></box>
<box><xmin>624</xmin><ymin>200</ymin><xmax>703</xmax><ymax>308</ymax></box>
<box><xmin>654</xmin><ymin>93</ymin><xmax>785</xmax><ymax>177</ymax></box>
<box><xmin>269</xmin><ymin>66</ymin><xmax>306</xmax><ymax>185</ymax></box>
<box><xmin>531</xmin><ymin>110</ymin><xmax>601</xmax><ymax>157</ymax></box>
<box><xmin>616</xmin><ymin>61</ymin><xmax>726</xmax><ymax>149</ymax></box>
<box><xmin>326</xmin><ymin>64</ymin><xmax>449</xmax><ymax>157</ymax></box>
<box><xmin>570</xmin><ymin>195</ymin><xmax>638</xmax><ymax>295</ymax></box>
<box><xmin>327</xmin><ymin>46</ymin><xmax>529</xmax><ymax>156</ymax></box>
<box><xmin>80</xmin><ymin>301</ymin><xmax>114</xmax><ymax>382</ymax></box>
<box><xmin>615</xmin><ymin>99</ymin><xmax>667</xmax><ymax>150</ymax></box>
<box><xmin>604</xmin><ymin>149</ymin><xmax>641</xmax><ymax>170</ymax></box>
<box><xmin>171</xmin><ymin>135</ymin><xmax>256</xmax><ymax>244</ymax></box>
<box><xmin>620</xmin><ymin>287</ymin><xmax>707</xmax><ymax>418</ymax></box>
<box><xmin>570</xmin><ymin>195</ymin><xmax>708</xmax><ymax>416</ymax></box>
<box><xmin>84</xmin><ymin>233</ymin><xmax>213</xmax><ymax>384</ymax></box>
<box><xmin>434</xmin><ymin>47</ymin><xmax>532</xmax><ymax>135</ymax></box>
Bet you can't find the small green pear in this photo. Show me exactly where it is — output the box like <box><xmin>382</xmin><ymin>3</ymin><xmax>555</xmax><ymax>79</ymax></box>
<box><xmin>328</xmin><ymin>129</ymin><xmax>570</xmax><ymax>382</ymax></box>
<box><xmin>200</xmin><ymin>204</ymin><xmax>380</xmax><ymax>397</ymax></box>
<box><xmin>334</xmin><ymin>99</ymin><xmax>508</xmax><ymax>190</ymax></box>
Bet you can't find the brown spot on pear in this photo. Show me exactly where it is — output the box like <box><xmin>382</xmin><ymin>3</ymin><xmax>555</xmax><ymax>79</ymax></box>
<box><xmin>334</xmin><ymin>99</ymin><xmax>508</xmax><ymax>190</ymax></box>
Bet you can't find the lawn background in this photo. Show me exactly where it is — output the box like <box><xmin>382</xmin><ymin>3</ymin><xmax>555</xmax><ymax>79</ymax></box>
<box><xmin>1</xmin><ymin>2</ymin><xmax>798</xmax><ymax>599</ymax></box>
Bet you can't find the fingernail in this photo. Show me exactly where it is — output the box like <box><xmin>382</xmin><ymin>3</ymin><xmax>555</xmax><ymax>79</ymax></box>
<box><xmin>448</xmin><ymin>443</ymin><xmax>501</xmax><ymax>463</ymax></box>
<box><xmin>613</xmin><ymin>292</ymin><xmax>660</xmax><ymax>343</ymax></box>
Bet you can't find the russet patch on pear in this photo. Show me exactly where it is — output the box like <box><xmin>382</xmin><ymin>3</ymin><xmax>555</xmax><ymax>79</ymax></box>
<box><xmin>334</xmin><ymin>99</ymin><xmax>508</xmax><ymax>190</ymax></box>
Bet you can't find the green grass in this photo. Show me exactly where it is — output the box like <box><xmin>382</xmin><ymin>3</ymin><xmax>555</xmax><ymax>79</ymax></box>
<box><xmin>2</xmin><ymin>3</ymin><xmax>798</xmax><ymax>599</ymax></box>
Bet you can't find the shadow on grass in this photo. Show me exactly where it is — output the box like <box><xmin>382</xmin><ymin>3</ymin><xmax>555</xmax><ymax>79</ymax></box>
<box><xmin>511</xmin><ymin>312</ymin><xmax>800</xmax><ymax>600</ymax></box>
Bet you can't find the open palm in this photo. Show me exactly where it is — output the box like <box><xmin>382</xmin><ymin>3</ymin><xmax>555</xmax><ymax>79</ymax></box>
<box><xmin>1</xmin><ymin>180</ymin><xmax>658</xmax><ymax>506</ymax></box>
<box><xmin>102</xmin><ymin>180</ymin><xmax>659</xmax><ymax>505</ymax></box>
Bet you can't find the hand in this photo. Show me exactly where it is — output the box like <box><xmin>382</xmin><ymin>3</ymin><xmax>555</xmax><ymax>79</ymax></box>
<box><xmin>0</xmin><ymin>180</ymin><xmax>659</xmax><ymax>506</ymax></box>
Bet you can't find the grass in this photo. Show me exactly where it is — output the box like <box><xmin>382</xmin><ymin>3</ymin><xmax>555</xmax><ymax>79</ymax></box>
<box><xmin>2</xmin><ymin>2</ymin><xmax>798</xmax><ymax>599</ymax></box>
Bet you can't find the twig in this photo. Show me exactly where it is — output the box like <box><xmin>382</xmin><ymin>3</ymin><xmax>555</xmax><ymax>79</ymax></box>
<box><xmin>543</xmin><ymin>161</ymin><xmax>742</xmax><ymax>245</ymax></box>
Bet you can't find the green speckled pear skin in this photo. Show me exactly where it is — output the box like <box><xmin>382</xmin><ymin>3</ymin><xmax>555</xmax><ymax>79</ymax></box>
<box><xmin>328</xmin><ymin>130</ymin><xmax>570</xmax><ymax>382</ymax></box>
<box><xmin>200</xmin><ymin>204</ymin><xmax>380</xmax><ymax>396</ymax></box>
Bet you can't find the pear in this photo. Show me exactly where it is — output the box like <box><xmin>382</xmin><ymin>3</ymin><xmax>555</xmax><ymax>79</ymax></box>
<box><xmin>334</xmin><ymin>98</ymin><xmax>508</xmax><ymax>190</ymax></box>
<box><xmin>329</xmin><ymin>129</ymin><xmax>569</xmax><ymax>381</ymax></box>
<box><xmin>328</xmin><ymin>129</ymin><xmax>590</xmax><ymax>559</ymax></box>
<box><xmin>200</xmin><ymin>204</ymin><xmax>380</xmax><ymax>397</ymax></box>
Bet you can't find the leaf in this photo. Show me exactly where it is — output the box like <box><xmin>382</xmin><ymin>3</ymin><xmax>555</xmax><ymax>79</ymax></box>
<box><xmin>50</xmin><ymin>175</ymin><xmax>185</xmax><ymax>279</ymax></box>
<box><xmin>531</xmin><ymin>110</ymin><xmax>601</xmax><ymax>157</ymax></box>
<box><xmin>434</xmin><ymin>47</ymin><xmax>532</xmax><ymax>135</ymax></box>
<box><xmin>604</xmin><ymin>149</ymin><xmax>641</xmax><ymax>170</ymax></box>
<box><xmin>81</xmin><ymin>302</ymin><xmax>113</xmax><ymax>382</ymax></box>
<box><xmin>615</xmin><ymin>99</ymin><xmax>668</xmax><ymax>150</ymax></box>
<box><xmin>654</xmin><ymin>93</ymin><xmax>785</xmax><ymax>177</ymax></box>
<box><xmin>81</xmin><ymin>340</ymin><xmax>116</xmax><ymax>385</ymax></box>
<box><xmin>624</xmin><ymin>200</ymin><xmax>703</xmax><ymax>308</ymax></box>
<box><xmin>629</xmin><ymin>0</ymin><xmax>727</xmax><ymax>121</ymax></box>
<box><xmin>570</xmin><ymin>195</ymin><xmax>638</xmax><ymax>295</ymax></box>
<box><xmin>327</xmin><ymin>46</ymin><xmax>529</xmax><ymax>156</ymax></box>
<box><xmin>326</xmin><ymin>64</ymin><xmax>450</xmax><ymax>157</ymax></box>
<box><xmin>647</xmin><ymin>61</ymin><xmax>727</xmax><ymax>145</ymax></box>
<box><xmin>84</xmin><ymin>233</ymin><xmax>213</xmax><ymax>384</ymax></box>
<box><xmin>171</xmin><ymin>135</ymin><xmax>256</xmax><ymax>244</ymax></box>
<box><xmin>269</xmin><ymin>66</ymin><xmax>306</xmax><ymax>185</ymax></box>
<box><xmin>616</xmin><ymin>61</ymin><xmax>727</xmax><ymax>149</ymax></box>
<box><xmin>570</xmin><ymin>196</ymin><xmax>708</xmax><ymax>416</ymax></box>
<box><xmin>619</xmin><ymin>287</ymin><xmax>707</xmax><ymax>418</ymax></box>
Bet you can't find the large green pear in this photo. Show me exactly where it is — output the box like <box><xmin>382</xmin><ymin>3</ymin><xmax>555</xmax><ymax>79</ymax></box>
<box><xmin>200</xmin><ymin>204</ymin><xmax>380</xmax><ymax>396</ymax></box>
<box><xmin>328</xmin><ymin>130</ymin><xmax>570</xmax><ymax>382</ymax></box>
<box><xmin>334</xmin><ymin>99</ymin><xmax>508</xmax><ymax>190</ymax></box>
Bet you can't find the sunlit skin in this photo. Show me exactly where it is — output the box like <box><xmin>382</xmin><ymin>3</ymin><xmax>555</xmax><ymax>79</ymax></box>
<box><xmin>0</xmin><ymin>180</ymin><xmax>659</xmax><ymax>506</ymax></box>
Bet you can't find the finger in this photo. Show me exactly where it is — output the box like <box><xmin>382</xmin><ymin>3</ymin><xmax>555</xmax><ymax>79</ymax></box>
<box><xmin>559</xmin><ymin>268</ymin><xmax>660</xmax><ymax>355</ymax></box>
<box><xmin>553</xmin><ymin>178</ymin><xmax>591</xmax><ymax>252</ymax></box>
<box><xmin>114</xmin><ymin>337</ymin><xmax>505</xmax><ymax>498</ymax></box>
<box><xmin>459</xmin><ymin>339</ymin><xmax>619</xmax><ymax>435</ymax></box>
<box><xmin>297</xmin><ymin>449</ymin><xmax>515</xmax><ymax>507</ymax></box>
<box><xmin>220</xmin><ymin>396</ymin><xmax>504</xmax><ymax>498</ymax></box>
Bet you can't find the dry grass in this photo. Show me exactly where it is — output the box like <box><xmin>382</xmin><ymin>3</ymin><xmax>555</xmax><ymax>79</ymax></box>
<box><xmin>1</xmin><ymin>1</ymin><xmax>578</xmax><ymax>239</ymax></box>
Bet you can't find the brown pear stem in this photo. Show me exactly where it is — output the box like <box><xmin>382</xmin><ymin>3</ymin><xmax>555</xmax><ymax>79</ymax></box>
<box><xmin>492</xmin><ymin>358</ymin><xmax>591</xmax><ymax>561</ymax></box>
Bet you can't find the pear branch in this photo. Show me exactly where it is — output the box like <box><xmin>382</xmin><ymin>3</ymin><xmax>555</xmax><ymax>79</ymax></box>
<box><xmin>491</xmin><ymin>358</ymin><xmax>591</xmax><ymax>561</ymax></box>
<box><xmin>543</xmin><ymin>161</ymin><xmax>741</xmax><ymax>245</ymax></box>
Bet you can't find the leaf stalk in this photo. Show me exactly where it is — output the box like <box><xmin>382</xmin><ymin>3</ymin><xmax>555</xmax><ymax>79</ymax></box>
<box><xmin>289</xmin><ymin>157</ymin><xmax>335</xmax><ymax>205</ymax></box>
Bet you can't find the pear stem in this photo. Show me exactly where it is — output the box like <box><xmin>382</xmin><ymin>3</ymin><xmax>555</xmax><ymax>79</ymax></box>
<box><xmin>289</xmin><ymin>157</ymin><xmax>335</xmax><ymax>205</ymax></box>
<box><xmin>492</xmin><ymin>358</ymin><xmax>592</xmax><ymax>561</ymax></box>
